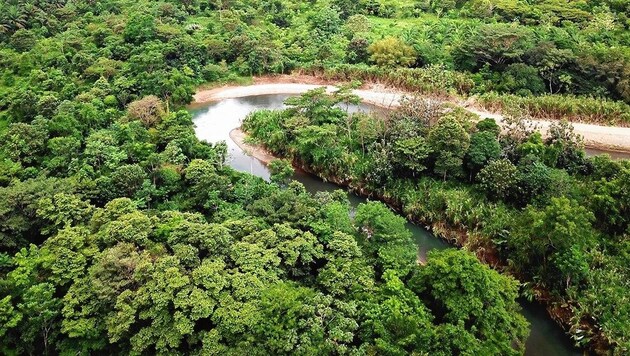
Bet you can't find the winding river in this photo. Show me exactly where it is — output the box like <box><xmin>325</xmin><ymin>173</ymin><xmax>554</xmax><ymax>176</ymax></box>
<box><xmin>189</xmin><ymin>94</ymin><xmax>585</xmax><ymax>356</ymax></box>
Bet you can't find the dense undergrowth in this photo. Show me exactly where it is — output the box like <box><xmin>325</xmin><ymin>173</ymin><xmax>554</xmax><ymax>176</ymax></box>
<box><xmin>243</xmin><ymin>88</ymin><xmax>630</xmax><ymax>354</ymax></box>
<box><xmin>0</xmin><ymin>0</ymin><xmax>628</xmax><ymax>354</ymax></box>
<box><xmin>301</xmin><ymin>65</ymin><xmax>630</xmax><ymax>125</ymax></box>
<box><xmin>1</xmin><ymin>0</ymin><xmax>629</xmax><ymax>125</ymax></box>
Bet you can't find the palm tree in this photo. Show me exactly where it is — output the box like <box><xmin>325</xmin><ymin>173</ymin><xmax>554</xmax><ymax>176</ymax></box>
<box><xmin>1</xmin><ymin>5</ymin><xmax>27</xmax><ymax>33</ymax></box>
<box><xmin>21</xmin><ymin>3</ymin><xmax>41</xmax><ymax>24</ymax></box>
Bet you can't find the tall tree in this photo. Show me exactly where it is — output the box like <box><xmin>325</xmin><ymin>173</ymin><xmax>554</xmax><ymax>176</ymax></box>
<box><xmin>428</xmin><ymin>116</ymin><xmax>470</xmax><ymax>180</ymax></box>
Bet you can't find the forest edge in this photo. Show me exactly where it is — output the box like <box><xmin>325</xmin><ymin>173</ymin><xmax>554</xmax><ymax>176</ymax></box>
<box><xmin>194</xmin><ymin>77</ymin><xmax>630</xmax><ymax>154</ymax></box>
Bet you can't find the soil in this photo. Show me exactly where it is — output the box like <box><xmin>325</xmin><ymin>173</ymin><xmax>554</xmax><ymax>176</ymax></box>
<box><xmin>229</xmin><ymin>128</ymin><xmax>276</xmax><ymax>165</ymax></box>
<box><xmin>194</xmin><ymin>77</ymin><xmax>630</xmax><ymax>153</ymax></box>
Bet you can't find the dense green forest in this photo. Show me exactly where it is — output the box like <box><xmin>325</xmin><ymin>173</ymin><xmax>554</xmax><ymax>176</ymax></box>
<box><xmin>0</xmin><ymin>0</ymin><xmax>629</xmax><ymax>124</ymax></box>
<box><xmin>243</xmin><ymin>88</ymin><xmax>630</xmax><ymax>354</ymax></box>
<box><xmin>0</xmin><ymin>0</ymin><xmax>628</xmax><ymax>354</ymax></box>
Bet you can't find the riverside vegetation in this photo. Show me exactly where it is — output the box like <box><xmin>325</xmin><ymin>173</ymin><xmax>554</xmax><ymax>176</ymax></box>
<box><xmin>1</xmin><ymin>0</ymin><xmax>629</xmax><ymax>126</ymax></box>
<box><xmin>0</xmin><ymin>0</ymin><xmax>628</xmax><ymax>355</ymax></box>
<box><xmin>243</xmin><ymin>88</ymin><xmax>630</xmax><ymax>354</ymax></box>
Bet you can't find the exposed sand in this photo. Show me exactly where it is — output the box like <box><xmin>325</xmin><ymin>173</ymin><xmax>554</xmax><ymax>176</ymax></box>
<box><xmin>230</xmin><ymin>127</ymin><xmax>427</xmax><ymax>266</ymax></box>
<box><xmin>196</xmin><ymin>81</ymin><xmax>630</xmax><ymax>153</ymax></box>
<box><xmin>229</xmin><ymin>128</ymin><xmax>276</xmax><ymax>165</ymax></box>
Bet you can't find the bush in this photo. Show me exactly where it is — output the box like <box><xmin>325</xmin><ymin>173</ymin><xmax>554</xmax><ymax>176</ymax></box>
<box><xmin>201</xmin><ymin>62</ymin><xmax>229</xmax><ymax>82</ymax></box>
<box><xmin>477</xmin><ymin>92</ymin><xmax>630</xmax><ymax>125</ymax></box>
<box><xmin>477</xmin><ymin>159</ymin><xmax>518</xmax><ymax>200</ymax></box>
<box><xmin>368</xmin><ymin>37</ymin><xmax>416</xmax><ymax>68</ymax></box>
<box><xmin>103</xmin><ymin>95</ymin><xmax>118</xmax><ymax>108</ymax></box>
<box><xmin>498</xmin><ymin>64</ymin><xmax>545</xmax><ymax>96</ymax></box>
<box><xmin>10</xmin><ymin>29</ymin><xmax>38</xmax><ymax>53</ymax></box>
<box><xmin>299</xmin><ymin>64</ymin><xmax>474</xmax><ymax>96</ymax></box>
<box><xmin>126</xmin><ymin>96</ymin><xmax>165</xmax><ymax>127</ymax></box>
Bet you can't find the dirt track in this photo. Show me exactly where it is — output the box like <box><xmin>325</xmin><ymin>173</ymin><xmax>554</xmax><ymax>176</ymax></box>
<box><xmin>195</xmin><ymin>82</ymin><xmax>630</xmax><ymax>153</ymax></box>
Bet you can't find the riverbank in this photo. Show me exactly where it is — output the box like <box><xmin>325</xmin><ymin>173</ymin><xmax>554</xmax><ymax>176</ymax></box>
<box><xmin>231</xmin><ymin>124</ymin><xmax>588</xmax><ymax>351</ymax></box>
<box><xmin>230</xmin><ymin>127</ymin><xmax>430</xmax><ymax>268</ymax></box>
<box><xmin>231</xmin><ymin>124</ymin><xmax>541</xmax><ymax>269</ymax></box>
<box><xmin>194</xmin><ymin>79</ymin><xmax>630</xmax><ymax>153</ymax></box>
<box><xmin>195</xmin><ymin>94</ymin><xmax>589</xmax><ymax>355</ymax></box>
<box><xmin>230</xmin><ymin>126</ymin><xmax>506</xmax><ymax>266</ymax></box>
<box><xmin>229</xmin><ymin>129</ymin><xmax>276</xmax><ymax>165</ymax></box>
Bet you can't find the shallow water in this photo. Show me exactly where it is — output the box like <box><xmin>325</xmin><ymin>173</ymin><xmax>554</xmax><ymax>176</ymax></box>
<box><xmin>190</xmin><ymin>94</ymin><xmax>583</xmax><ymax>356</ymax></box>
<box><xmin>585</xmin><ymin>147</ymin><xmax>630</xmax><ymax>160</ymax></box>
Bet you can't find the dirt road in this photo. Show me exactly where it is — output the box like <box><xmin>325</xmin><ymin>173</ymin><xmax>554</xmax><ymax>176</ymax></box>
<box><xmin>194</xmin><ymin>82</ymin><xmax>630</xmax><ymax>153</ymax></box>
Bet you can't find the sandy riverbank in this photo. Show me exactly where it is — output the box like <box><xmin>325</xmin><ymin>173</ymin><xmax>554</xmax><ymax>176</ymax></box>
<box><xmin>229</xmin><ymin>128</ymin><xmax>276</xmax><ymax>165</ymax></box>
<box><xmin>196</xmin><ymin>80</ymin><xmax>630</xmax><ymax>153</ymax></box>
<box><xmin>230</xmin><ymin>126</ymin><xmax>428</xmax><ymax>265</ymax></box>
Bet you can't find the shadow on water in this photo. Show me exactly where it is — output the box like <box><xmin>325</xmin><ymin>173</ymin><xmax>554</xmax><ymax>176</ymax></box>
<box><xmin>190</xmin><ymin>93</ymin><xmax>584</xmax><ymax>356</ymax></box>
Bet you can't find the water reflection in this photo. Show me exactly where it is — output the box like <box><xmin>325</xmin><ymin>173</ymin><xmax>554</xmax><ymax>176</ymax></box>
<box><xmin>190</xmin><ymin>93</ymin><xmax>583</xmax><ymax>356</ymax></box>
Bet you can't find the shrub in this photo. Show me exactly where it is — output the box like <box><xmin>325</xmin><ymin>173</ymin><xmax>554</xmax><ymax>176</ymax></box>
<box><xmin>368</xmin><ymin>37</ymin><xmax>416</xmax><ymax>68</ymax></box>
<box><xmin>126</xmin><ymin>96</ymin><xmax>165</xmax><ymax>127</ymax></box>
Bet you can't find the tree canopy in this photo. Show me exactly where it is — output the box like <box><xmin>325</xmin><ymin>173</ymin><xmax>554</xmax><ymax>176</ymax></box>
<box><xmin>0</xmin><ymin>0</ymin><xmax>629</xmax><ymax>354</ymax></box>
<box><xmin>244</xmin><ymin>89</ymin><xmax>630</xmax><ymax>354</ymax></box>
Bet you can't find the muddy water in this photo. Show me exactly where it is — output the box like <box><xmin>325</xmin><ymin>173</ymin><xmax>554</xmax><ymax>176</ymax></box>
<box><xmin>190</xmin><ymin>94</ymin><xmax>583</xmax><ymax>356</ymax></box>
<box><xmin>585</xmin><ymin>147</ymin><xmax>630</xmax><ymax>160</ymax></box>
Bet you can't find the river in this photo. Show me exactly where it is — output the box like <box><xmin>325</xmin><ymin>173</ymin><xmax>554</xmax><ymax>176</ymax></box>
<box><xmin>189</xmin><ymin>94</ymin><xmax>586</xmax><ymax>356</ymax></box>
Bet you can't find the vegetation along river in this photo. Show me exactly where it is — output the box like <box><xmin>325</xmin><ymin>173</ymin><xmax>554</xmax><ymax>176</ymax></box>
<box><xmin>189</xmin><ymin>94</ymin><xmax>588</xmax><ymax>356</ymax></box>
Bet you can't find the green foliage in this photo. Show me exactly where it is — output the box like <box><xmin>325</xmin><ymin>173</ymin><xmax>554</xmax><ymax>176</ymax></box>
<box><xmin>428</xmin><ymin>116</ymin><xmax>470</xmax><ymax>180</ymax></box>
<box><xmin>392</xmin><ymin>136</ymin><xmax>432</xmax><ymax>176</ymax></box>
<box><xmin>0</xmin><ymin>0</ymin><xmax>629</xmax><ymax>354</ymax></box>
<box><xmin>9</xmin><ymin>29</ymin><xmax>37</xmax><ymax>53</ymax></box>
<box><xmin>409</xmin><ymin>249</ymin><xmax>529</xmax><ymax>355</ymax></box>
<box><xmin>268</xmin><ymin>159</ymin><xmax>294</xmax><ymax>186</ymax></box>
<box><xmin>477</xmin><ymin>159</ymin><xmax>518</xmax><ymax>200</ymax></box>
<box><xmin>466</xmin><ymin>131</ymin><xmax>501</xmax><ymax>175</ymax></box>
<box><xmin>475</xmin><ymin>118</ymin><xmax>501</xmax><ymax>136</ymax></box>
<box><xmin>245</xmin><ymin>88</ymin><xmax>630</xmax><ymax>352</ymax></box>
<box><xmin>368</xmin><ymin>37</ymin><xmax>416</xmax><ymax>67</ymax></box>
<box><xmin>0</xmin><ymin>185</ymin><xmax>533</xmax><ymax>354</ymax></box>
<box><xmin>510</xmin><ymin>197</ymin><xmax>596</xmax><ymax>292</ymax></box>
<box><xmin>355</xmin><ymin>201</ymin><xmax>415</xmax><ymax>276</ymax></box>
<box><xmin>592</xmin><ymin>168</ymin><xmax>630</xmax><ymax>235</ymax></box>
<box><xmin>498</xmin><ymin>64</ymin><xmax>546</xmax><ymax>96</ymax></box>
<box><xmin>123</xmin><ymin>13</ymin><xmax>157</xmax><ymax>44</ymax></box>
<box><xmin>515</xmin><ymin>155</ymin><xmax>553</xmax><ymax>205</ymax></box>
<box><xmin>110</xmin><ymin>164</ymin><xmax>148</xmax><ymax>198</ymax></box>
<box><xmin>362</xmin><ymin>270</ymin><xmax>433</xmax><ymax>354</ymax></box>
<box><xmin>0</xmin><ymin>296</ymin><xmax>21</xmax><ymax>338</ymax></box>
<box><xmin>544</xmin><ymin>120</ymin><xmax>586</xmax><ymax>172</ymax></box>
<box><xmin>477</xmin><ymin>92</ymin><xmax>630</xmax><ymax>125</ymax></box>
<box><xmin>302</xmin><ymin>64</ymin><xmax>475</xmax><ymax>96</ymax></box>
<box><xmin>454</xmin><ymin>23</ymin><xmax>534</xmax><ymax>69</ymax></box>
<box><xmin>1</xmin><ymin>121</ymin><xmax>47</xmax><ymax>165</ymax></box>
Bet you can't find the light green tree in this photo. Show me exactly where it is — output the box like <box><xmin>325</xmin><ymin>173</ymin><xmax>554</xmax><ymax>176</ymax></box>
<box><xmin>428</xmin><ymin>117</ymin><xmax>470</xmax><ymax>180</ymax></box>
<box><xmin>368</xmin><ymin>37</ymin><xmax>416</xmax><ymax>67</ymax></box>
